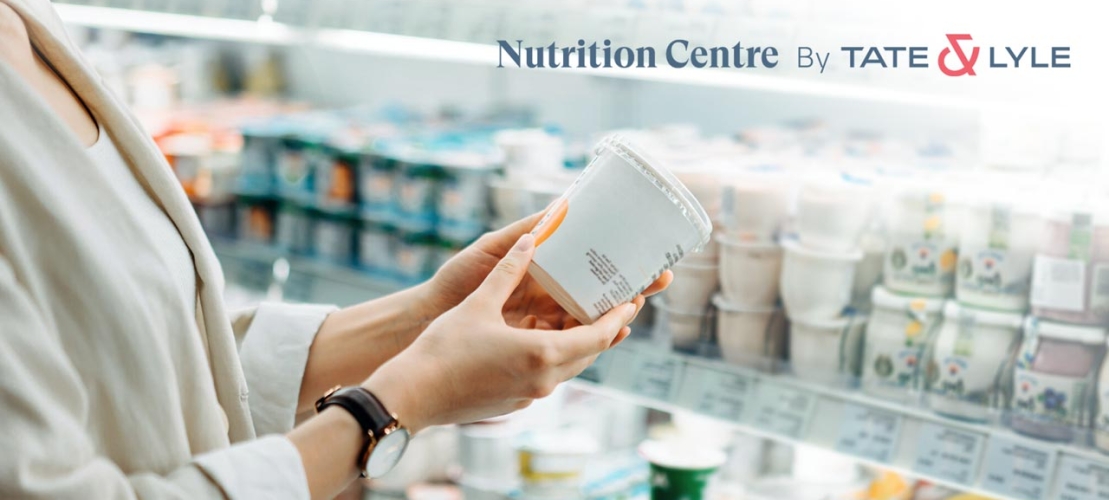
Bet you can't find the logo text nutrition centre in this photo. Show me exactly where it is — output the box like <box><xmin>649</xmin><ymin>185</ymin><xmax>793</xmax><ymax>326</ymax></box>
<box><xmin>496</xmin><ymin>37</ymin><xmax>1071</xmax><ymax>76</ymax></box>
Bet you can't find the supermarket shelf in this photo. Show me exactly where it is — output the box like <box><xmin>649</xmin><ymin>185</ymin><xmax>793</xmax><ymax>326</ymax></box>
<box><xmin>210</xmin><ymin>239</ymin><xmax>403</xmax><ymax>306</ymax></box>
<box><xmin>569</xmin><ymin>339</ymin><xmax>1109</xmax><ymax>500</ymax></box>
<box><xmin>56</xmin><ymin>4</ymin><xmax>988</xmax><ymax>111</ymax></box>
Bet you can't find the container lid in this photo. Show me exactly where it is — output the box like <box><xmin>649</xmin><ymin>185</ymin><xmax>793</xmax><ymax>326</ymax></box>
<box><xmin>597</xmin><ymin>135</ymin><xmax>713</xmax><ymax>246</ymax></box>
<box><xmin>781</xmin><ymin>238</ymin><xmax>864</xmax><ymax>261</ymax></box>
<box><xmin>638</xmin><ymin>440</ymin><xmax>727</xmax><ymax>471</ymax></box>
<box><xmin>715</xmin><ymin>233</ymin><xmax>781</xmax><ymax>250</ymax></box>
<box><xmin>1031</xmin><ymin>317</ymin><xmax>1107</xmax><ymax>344</ymax></box>
<box><xmin>943</xmin><ymin>301</ymin><xmax>1024</xmax><ymax>329</ymax></box>
<box><xmin>871</xmin><ymin>285</ymin><xmax>945</xmax><ymax>313</ymax></box>
<box><xmin>712</xmin><ymin>293</ymin><xmax>777</xmax><ymax>314</ymax></box>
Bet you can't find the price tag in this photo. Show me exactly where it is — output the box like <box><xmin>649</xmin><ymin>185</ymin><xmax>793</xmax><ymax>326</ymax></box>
<box><xmin>628</xmin><ymin>349</ymin><xmax>682</xmax><ymax>401</ymax></box>
<box><xmin>912</xmin><ymin>422</ymin><xmax>985</xmax><ymax>485</ymax></box>
<box><xmin>835</xmin><ymin>404</ymin><xmax>903</xmax><ymax>462</ymax></box>
<box><xmin>749</xmin><ymin>381</ymin><xmax>816</xmax><ymax>439</ymax></box>
<box><xmin>1055</xmin><ymin>454</ymin><xmax>1109</xmax><ymax>500</ymax></box>
<box><xmin>982</xmin><ymin>435</ymin><xmax>1057</xmax><ymax>500</ymax></box>
<box><xmin>674</xmin><ymin>363</ymin><xmax>754</xmax><ymax>422</ymax></box>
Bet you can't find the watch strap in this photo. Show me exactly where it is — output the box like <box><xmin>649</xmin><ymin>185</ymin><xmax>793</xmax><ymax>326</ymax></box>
<box><xmin>315</xmin><ymin>386</ymin><xmax>398</xmax><ymax>476</ymax></box>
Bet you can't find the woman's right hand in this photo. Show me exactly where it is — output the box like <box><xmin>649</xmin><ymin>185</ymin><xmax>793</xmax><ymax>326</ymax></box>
<box><xmin>361</xmin><ymin>233</ymin><xmax>637</xmax><ymax>431</ymax></box>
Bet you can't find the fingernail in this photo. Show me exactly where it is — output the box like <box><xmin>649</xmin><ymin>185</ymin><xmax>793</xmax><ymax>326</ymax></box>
<box><xmin>514</xmin><ymin>233</ymin><xmax>535</xmax><ymax>252</ymax></box>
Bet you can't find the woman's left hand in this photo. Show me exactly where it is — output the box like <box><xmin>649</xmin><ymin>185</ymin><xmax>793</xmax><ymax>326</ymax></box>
<box><xmin>421</xmin><ymin>212</ymin><xmax>673</xmax><ymax>330</ymax></box>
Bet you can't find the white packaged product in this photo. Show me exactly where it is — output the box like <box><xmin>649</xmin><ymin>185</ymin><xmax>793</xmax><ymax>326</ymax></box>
<box><xmin>713</xmin><ymin>294</ymin><xmax>784</xmax><ymax>370</ymax></box>
<box><xmin>862</xmin><ymin>286</ymin><xmax>945</xmax><ymax>402</ymax></box>
<box><xmin>435</xmin><ymin>151</ymin><xmax>497</xmax><ymax>225</ymax></box>
<box><xmin>780</xmin><ymin>239</ymin><xmax>863</xmax><ymax>320</ymax></box>
<box><xmin>664</xmin><ymin>261</ymin><xmax>720</xmax><ymax>314</ymax></box>
<box><xmin>1030</xmin><ymin>206</ymin><xmax>1109</xmax><ymax>325</ymax></box>
<box><xmin>927</xmin><ymin>302</ymin><xmax>1024</xmax><ymax>422</ymax></box>
<box><xmin>652</xmin><ymin>297</ymin><xmax>706</xmax><ymax>351</ymax></box>
<box><xmin>717</xmin><ymin>235</ymin><xmax>782</xmax><ymax>309</ymax></box>
<box><xmin>721</xmin><ymin>168</ymin><xmax>792</xmax><ymax>244</ymax></box>
<box><xmin>850</xmin><ymin>233</ymin><xmax>886</xmax><ymax>310</ymax></box>
<box><xmin>883</xmin><ymin>189</ymin><xmax>960</xmax><ymax>297</ymax></box>
<box><xmin>1095</xmin><ymin>338</ymin><xmax>1109</xmax><ymax>452</ymax></box>
<box><xmin>956</xmin><ymin>198</ymin><xmax>1044</xmax><ymax>311</ymax></box>
<box><xmin>517</xmin><ymin>428</ymin><xmax>599</xmax><ymax>496</ymax></box>
<box><xmin>789</xmin><ymin>314</ymin><xmax>850</xmax><ymax>384</ymax></box>
<box><xmin>528</xmin><ymin>136</ymin><xmax>712</xmax><ymax>324</ymax></box>
<box><xmin>794</xmin><ymin>175</ymin><xmax>873</xmax><ymax>252</ymax></box>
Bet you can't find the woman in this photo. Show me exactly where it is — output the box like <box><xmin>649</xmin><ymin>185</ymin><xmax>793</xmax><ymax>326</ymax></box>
<box><xmin>0</xmin><ymin>1</ymin><xmax>671</xmax><ymax>498</ymax></box>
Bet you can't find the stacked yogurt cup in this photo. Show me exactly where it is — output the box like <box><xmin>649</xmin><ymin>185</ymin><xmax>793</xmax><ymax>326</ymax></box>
<box><xmin>1011</xmin><ymin>193</ymin><xmax>1109</xmax><ymax>445</ymax></box>
<box><xmin>781</xmin><ymin>174</ymin><xmax>872</xmax><ymax>384</ymax></box>
<box><xmin>922</xmin><ymin>183</ymin><xmax>1042</xmax><ymax>423</ymax></box>
<box><xmin>711</xmin><ymin>168</ymin><xmax>792</xmax><ymax>370</ymax></box>
<box><xmin>861</xmin><ymin>183</ymin><xmax>960</xmax><ymax>400</ymax></box>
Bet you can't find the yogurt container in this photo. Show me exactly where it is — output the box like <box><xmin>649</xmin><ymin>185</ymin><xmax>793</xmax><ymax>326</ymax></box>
<box><xmin>717</xmin><ymin>235</ymin><xmax>782</xmax><ymax>309</ymax></box>
<box><xmin>883</xmin><ymin>188</ymin><xmax>960</xmax><ymax>297</ymax></box>
<box><xmin>721</xmin><ymin>169</ymin><xmax>792</xmax><ymax>244</ymax></box>
<box><xmin>927</xmin><ymin>302</ymin><xmax>1024</xmax><ymax>422</ymax></box>
<box><xmin>850</xmin><ymin>233</ymin><xmax>886</xmax><ymax>310</ymax></box>
<box><xmin>956</xmin><ymin>198</ymin><xmax>1044</xmax><ymax>311</ymax></box>
<box><xmin>664</xmin><ymin>261</ymin><xmax>720</xmax><ymax>314</ymax></box>
<box><xmin>236</xmin><ymin>198</ymin><xmax>275</xmax><ymax>244</ymax></box>
<box><xmin>517</xmin><ymin>428</ymin><xmax>598</xmax><ymax>498</ymax></box>
<box><xmin>780</xmin><ymin>239</ymin><xmax>863</xmax><ymax>321</ymax></box>
<box><xmin>1030</xmin><ymin>207</ymin><xmax>1109</xmax><ymax>325</ymax></box>
<box><xmin>357</xmin><ymin>153</ymin><xmax>397</xmax><ymax>220</ymax></box>
<box><xmin>314</xmin><ymin>216</ymin><xmax>355</xmax><ymax>265</ymax></box>
<box><xmin>392</xmin><ymin>160</ymin><xmax>440</xmax><ymax>226</ymax></box>
<box><xmin>275</xmin><ymin>203</ymin><xmax>315</xmax><ymax>255</ymax></box>
<box><xmin>394</xmin><ymin>231</ymin><xmax>437</xmax><ymax>284</ymax></box>
<box><xmin>358</xmin><ymin>221</ymin><xmax>395</xmax><ymax>276</ymax></box>
<box><xmin>527</xmin><ymin>136</ymin><xmax>712</xmax><ymax>324</ymax></box>
<box><xmin>315</xmin><ymin>148</ymin><xmax>358</xmax><ymax>210</ymax></box>
<box><xmin>1095</xmin><ymin>341</ymin><xmax>1109</xmax><ymax>453</ymax></box>
<box><xmin>862</xmin><ymin>286</ymin><xmax>945</xmax><ymax>402</ymax></box>
<box><xmin>638</xmin><ymin>440</ymin><xmax>727</xmax><ymax>500</ymax></box>
<box><xmin>713</xmin><ymin>294</ymin><xmax>784</xmax><ymax>370</ymax></box>
<box><xmin>1011</xmin><ymin>318</ymin><xmax>1106</xmax><ymax>442</ymax></box>
<box><xmin>458</xmin><ymin>421</ymin><xmax>521</xmax><ymax>488</ymax></box>
<box><xmin>435</xmin><ymin>151</ymin><xmax>498</xmax><ymax>226</ymax></box>
<box><xmin>789</xmin><ymin>314</ymin><xmax>851</xmax><ymax>384</ymax></box>
<box><xmin>653</xmin><ymin>297</ymin><xmax>706</xmax><ymax>351</ymax></box>
<box><xmin>794</xmin><ymin>175</ymin><xmax>874</xmax><ymax>252</ymax></box>
<box><xmin>276</xmin><ymin>137</ymin><xmax>317</xmax><ymax>202</ymax></box>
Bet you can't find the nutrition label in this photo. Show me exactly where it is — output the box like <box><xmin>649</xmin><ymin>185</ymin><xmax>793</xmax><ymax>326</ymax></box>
<box><xmin>585</xmin><ymin>248</ymin><xmax>634</xmax><ymax>317</ymax></box>
<box><xmin>1031</xmin><ymin>255</ymin><xmax>1086</xmax><ymax>312</ymax></box>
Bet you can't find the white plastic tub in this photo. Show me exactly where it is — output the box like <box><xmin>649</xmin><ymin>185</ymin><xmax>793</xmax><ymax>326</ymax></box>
<box><xmin>956</xmin><ymin>198</ymin><xmax>1044</xmax><ymax>311</ymax></box>
<box><xmin>882</xmin><ymin>187</ymin><xmax>961</xmax><ymax>297</ymax></box>
<box><xmin>789</xmin><ymin>314</ymin><xmax>851</xmax><ymax>384</ymax></box>
<box><xmin>653</xmin><ymin>297</ymin><xmax>706</xmax><ymax>350</ymax></box>
<box><xmin>718</xmin><ymin>235</ymin><xmax>782</xmax><ymax>309</ymax></box>
<box><xmin>713</xmin><ymin>294</ymin><xmax>783</xmax><ymax>369</ymax></box>
<box><xmin>780</xmin><ymin>239</ymin><xmax>863</xmax><ymax>320</ymax></box>
<box><xmin>665</xmin><ymin>261</ymin><xmax>720</xmax><ymax>314</ymax></box>
<box><xmin>722</xmin><ymin>170</ymin><xmax>792</xmax><ymax>244</ymax></box>
<box><xmin>928</xmin><ymin>302</ymin><xmax>1024</xmax><ymax>422</ymax></box>
<box><xmin>795</xmin><ymin>176</ymin><xmax>873</xmax><ymax>252</ymax></box>
<box><xmin>861</xmin><ymin>286</ymin><xmax>945</xmax><ymax>402</ymax></box>
<box><xmin>528</xmin><ymin>136</ymin><xmax>712</xmax><ymax>324</ymax></box>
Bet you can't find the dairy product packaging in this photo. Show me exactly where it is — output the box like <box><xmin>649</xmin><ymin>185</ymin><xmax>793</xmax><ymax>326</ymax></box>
<box><xmin>527</xmin><ymin>136</ymin><xmax>713</xmax><ymax>324</ymax></box>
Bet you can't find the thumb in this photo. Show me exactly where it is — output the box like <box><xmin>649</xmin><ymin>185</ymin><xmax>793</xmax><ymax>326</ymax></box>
<box><xmin>474</xmin><ymin>233</ymin><xmax>535</xmax><ymax>308</ymax></box>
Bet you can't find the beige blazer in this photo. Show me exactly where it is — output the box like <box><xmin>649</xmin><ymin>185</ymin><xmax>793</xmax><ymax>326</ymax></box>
<box><xmin>0</xmin><ymin>0</ymin><xmax>333</xmax><ymax>498</ymax></box>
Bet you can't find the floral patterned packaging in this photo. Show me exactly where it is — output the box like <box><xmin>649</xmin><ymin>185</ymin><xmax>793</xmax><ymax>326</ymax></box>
<box><xmin>1010</xmin><ymin>317</ymin><xmax>1106</xmax><ymax>443</ymax></box>
<box><xmin>861</xmin><ymin>286</ymin><xmax>945</xmax><ymax>402</ymax></box>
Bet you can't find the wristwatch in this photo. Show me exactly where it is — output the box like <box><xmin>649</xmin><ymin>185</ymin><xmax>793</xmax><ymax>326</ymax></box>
<box><xmin>315</xmin><ymin>386</ymin><xmax>410</xmax><ymax>478</ymax></box>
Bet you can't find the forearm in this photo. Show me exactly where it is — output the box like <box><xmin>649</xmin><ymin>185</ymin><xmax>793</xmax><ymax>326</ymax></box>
<box><xmin>288</xmin><ymin>408</ymin><xmax>364</xmax><ymax>500</ymax></box>
<box><xmin>297</xmin><ymin>284</ymin><xmax>437</xmax><ymax>412</ymax></box>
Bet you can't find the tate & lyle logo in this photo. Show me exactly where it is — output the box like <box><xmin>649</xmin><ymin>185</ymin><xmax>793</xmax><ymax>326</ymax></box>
<box><xmin>496</xmin><ymin>35</ymin><xmax>1070</xmax><ymax>76</ymax></box>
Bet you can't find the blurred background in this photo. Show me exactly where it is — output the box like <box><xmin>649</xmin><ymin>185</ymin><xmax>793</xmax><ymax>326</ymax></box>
<box><xmin>49</xmin><ymin>0</ymin><xmax>1109</xmax><ymax>499</ymax></box>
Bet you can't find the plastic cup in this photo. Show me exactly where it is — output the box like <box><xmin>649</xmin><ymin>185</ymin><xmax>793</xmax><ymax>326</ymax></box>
<box><xmin>664</xmin><ymin>261</ymin><xmax>720</xmax><ymax>314</ymax></box>
<box><xmin>713</xmin><ymin>294</ymin><xmax>783</xmax><ymax>370</ymax></box>
<box><xmin>780</xmin><ymin>239</ymin><xmax>863</xmax><ymax>321</ymax></box>
<box><xmin>718</xmin><ymin>235</ymin><xmax>782</xmax><ymax>308</ymax></box>
<box><xmin>528</xmin><ymin>136</ymin><xmax>712</xmax><ymax>324</ymax></box>
<box><xmin>639</xmin><ymin>440</ymin><xmax>726</xmax><ymax>500</ymax></box>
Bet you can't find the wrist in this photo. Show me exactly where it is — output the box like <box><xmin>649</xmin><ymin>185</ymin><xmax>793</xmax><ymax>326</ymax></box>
<box><xmin>362</xmin><ymin>360</ymin><xmax>430</xmax><ymax>433</ymax></box>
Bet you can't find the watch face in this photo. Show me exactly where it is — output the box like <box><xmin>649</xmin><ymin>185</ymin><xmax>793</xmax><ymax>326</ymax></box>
<box><xmin>365</xmin><ymin>428</ymin><xmax>410</xmax><ymax>478</ymax></box>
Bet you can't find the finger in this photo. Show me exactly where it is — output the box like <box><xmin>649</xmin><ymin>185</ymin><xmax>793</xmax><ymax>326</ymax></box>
<box><xmin>628</xmin><ymin>295</ymin><xmax>646</xmax><ymax>324</ymax></box>
<box><xmin>549</xmin><ymin>303</ymin><xmax>636</xmax><ymax>363</ymax></box>
<box><xmin>558</xmin><ymin>326</ymin><xmax>629</xmax><ymax>381</ymax></box>
<box><xmin>642</xmin><ymin>270</ymin><xmax>673</xmax><ymax>297</ymax></box>
<box><xmin>478</xmin><ymin>211</ymin><xmax>546</xmax><ymax>257</ymax></box>
<box><xmin>474</xmin><ymin>233</ymin><xmax>535</xmax><ymax>308</ymax></box>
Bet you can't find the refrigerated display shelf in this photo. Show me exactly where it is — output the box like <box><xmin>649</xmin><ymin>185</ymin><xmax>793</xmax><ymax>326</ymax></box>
<box><xmin>570</xmin><ymin>339</ymin><xmax>1109</xmax><ymax>500</ymax></box>
<box><xmin>210</xmin><ymin>238</ymin><xmax>402</xmax><ymax>306</ymax></box>
<box><xmin>57</xmin><ymin>3</ymin><xmax>997</xmax><ymax>112</ymax></box>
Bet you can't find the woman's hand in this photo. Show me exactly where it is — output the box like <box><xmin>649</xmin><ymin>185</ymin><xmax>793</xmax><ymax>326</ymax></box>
<box><xmin>424</xmin><ymin>212</ymin><xmax>673</xmax><ymax>330</ymax></box>
<box><xmin>363</xmin><ymin>233</ymin><xmax>637</xmax><ymax>431</ymax></box>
